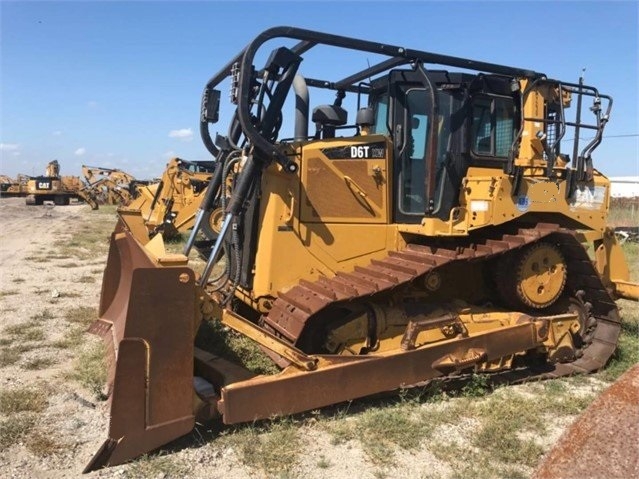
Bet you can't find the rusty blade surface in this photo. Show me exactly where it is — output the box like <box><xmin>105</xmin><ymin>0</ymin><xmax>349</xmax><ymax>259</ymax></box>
<box><xmin>84</xmin><ymin>220</ymin><xmax>197</xmax><ymax>472</ymax></box>
<box><xmin>533</xmin><ymin>364</ymin><xmax>639</xmax><ymax>479</ymax></box>
<box><xmin>219</xmin><ymin>322</ymin><xmax>541</xmax><ymax>424</ymax></box>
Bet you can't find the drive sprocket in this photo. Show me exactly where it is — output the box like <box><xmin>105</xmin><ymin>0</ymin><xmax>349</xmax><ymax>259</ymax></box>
<box><xmin>497</xmin><ymin>242</ymin><xmax>567</xmax><ymax>309</ymax></box>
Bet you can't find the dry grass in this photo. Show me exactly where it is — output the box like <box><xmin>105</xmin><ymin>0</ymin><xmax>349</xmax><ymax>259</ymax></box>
<box><xmin>0</xmin><ymin>387</ymin><xmax>48</xmax><ymax>414</ymax></box>
<box><xmin>220</xmin><ymin>418</ymin><xmax>301</xmax><ymax>476</ymax></box>
<box><xmin>33</xmin><ymin>309</ymin><xmax>54</xmax><ymax>320</ymax></box>
<box><xmin>64</xmin><ymin>305</ymin><xmax>98</xmax><ymax>326</ymax></box>
<box><xmin>53</xmin><ymin>221</ymin><xmax>115</xmax><ymax>260</ymax></box>
<box><xmin>73</xmin><ymin>274</ymin><xmax>96</xmax><ymax>283</ymax></box>
<box><xmin>0</xmin><ymin>348</ymin><xmax>21</xmax><ymax>368</ymax></box>
<box><xmin>0</xmin><ymin>414</ymin><xmax>36</xmax><ymax>449</ymax></box>
<box><xmin>25</xmin><ymin>430</ymin><xmax>65</xmax><ymax>457</ymax></box>
<box><xmin>52</xmin><ymin>306</ymin><xmax>98</xmax><ymax>350</ymax></box>
<box><xmin>4</xmin><ymin>322</ymin><xmax>46</xmax><ymax>342</ymax></box>
<box><xmin>22</xmin><ymin>255</ymin><xmax>49</xmax><ymax>263</ymax></box>
<box><xmin>124</xmin><ymin>453</ymin><xmax>189</xmax><ymax>478</ymax></box>
<box><xmin>58</xmin><ymin>262</ymin><xmax>81</xmax><ymax>268</ymax></box>
<box><xmin>68</xmin><ymin>341</ymin><xmax>107</xmax><ymax>399</ymax></box>
<box><xmin>22</xmin><ymin>357</ymin><xmax>57</xmax><ymax>370</ymax></box>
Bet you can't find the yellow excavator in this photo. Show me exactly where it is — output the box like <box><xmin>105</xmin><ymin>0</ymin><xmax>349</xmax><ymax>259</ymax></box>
<box><xmin>123</xmin><ymin>157</ymin><xmax>220</xmax><ymax>238</ymax></box>
<box><xmin>84</xmin><ymin>27</ymin><xmax>638</xmax><ymax>472</ymax></box>
<box><xmin>25</xmin><ymin>160</ymin><xmax>98</xmax><ymax>209</ymax></box>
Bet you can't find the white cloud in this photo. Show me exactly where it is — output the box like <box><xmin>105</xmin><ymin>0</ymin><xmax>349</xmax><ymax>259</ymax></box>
<box><xmin>163</xmin><ymin>150</ymin><xmax>176</xmax><ymax>159</ymax></box>
<box><xmin>74</xmin><ymin>147</ymin><xmax>86</xmax><ymax>156</ymax></box>
<box><xmin>87</xmin><ymin>101</ymin><xmax>98</xmax><ymax>108</ymax></box>
<box><xmin>52</xmin><ymin>130</ymin><xmax>63</xmax><ymax>136</ymax></box>
<box><xmin>168</xmin><ymin>128</ymin><xmax>193</xmax><ymax>142</ymax></box>
<box><xmin>0</xmin><ymin>143</ymin><xmax>20</xmax><ymax>151</ymax></box>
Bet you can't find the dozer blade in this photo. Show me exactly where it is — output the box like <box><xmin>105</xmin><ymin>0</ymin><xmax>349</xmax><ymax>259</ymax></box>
<box><xmin>84</xmin><ymin>220</ymin><xmax>197</xmax><ymax>472</ymax></box>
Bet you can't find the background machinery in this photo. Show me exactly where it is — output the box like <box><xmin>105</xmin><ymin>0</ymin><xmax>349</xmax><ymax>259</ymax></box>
<box><xmin>124</xmin><ymin>157</ymin><xmax>219</xmax><ymax>238</ymax></box>
<box><xmin>82</xmin><ymin>165</ymin><xmax>139</xmax><ymax>206</ymax></box>
<box><xmin>25</xmin><ymin>160</ymin><xmax>98</xmax><ymax>209</ymax></box>
<box><xmin>0</xmin><ymin>174</ymin><xmax>29</xmax><ymax>197</ymax></box>
<box><xmin>85</xmin><ymin>27</ymin><xmax>638</xmax><ymax>471</ymax></box>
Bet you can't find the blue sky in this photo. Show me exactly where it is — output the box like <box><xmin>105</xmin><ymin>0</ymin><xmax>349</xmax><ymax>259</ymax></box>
<box><xmin>1</xmin><ymin>1</ymin><xmax>637</xmax><ymax>179</ymax></box>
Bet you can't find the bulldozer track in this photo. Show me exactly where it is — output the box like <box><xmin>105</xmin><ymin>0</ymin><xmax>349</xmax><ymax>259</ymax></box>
<box><xmin>263</xmin><ymin>223</ymin><xmax>621</xmax><ymax>379</ymax></box>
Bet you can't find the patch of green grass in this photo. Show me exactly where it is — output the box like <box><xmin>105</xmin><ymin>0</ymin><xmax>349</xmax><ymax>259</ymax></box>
<box><xmin>321</xmin><ymin>392</ymin><xmax>469</xmax><ymax>466</ymax></box>
<box><xmin>354</xmin><ymin>402</ymin><xmax>432</xmax><ymax>464</ymax></box>
<box><xmin>473</xmin><ymin>416</ymin><xmax>544</xmax><ymax>467</ymax></box>
<box><xmin>4</xmin><ymin>322</ymin><xmax>46</xmax><ymax>342</ymax></box>
<box><xmin>68</xmin><ymin>341</ymin><xmax>107</xmax><ymax>399</ymax></box>
<box><xmin>195</xmin><ymin>320</ymin><xmax>279</xmax><ymax>375</ymax></box>
<box><xmin>430</xmin><ymin>431</ymin><xmax>531</xmax><ymax>479</ymax></box>
<box><xmin>13</xmin><ymin>277</ymin><xmax>25</xmax><ymax>283</ymax></box>
<box><xmin>460</xmin><ymin>373</ymin><xmax>490</xmax><ymax>398</ymax></box>
<box><xmin>0</xmin><ymin>289</ymin><xmax>19</xmax><ymax>298</ymax></box>
<box><xmin>221</xmin><ymin>418</ymin><xmax>300</xmax><ymax>475</ymax></box>
<box><xmin>0</xmin><ymin>387</ymin><xmax>48</xmax><ymax>414</ymax></box>
<box><xmin>53</xmin><ymin>221</ymin><xmax>115</xmax><ymax>260</ymax></box>
<box><xmin>65</xmin><ymin>306</ymin><xmax>98</xmax><ymax>326</ymax></box>
<box><xmin>0</xmin><ymin>414</ymin><xmax>36</xmax><ymax>449</ymax></box>
<box><xmin>51</xmin><ymin>329</ymin><xmax>85</xmax><ymax>350</ymax></box>
<box><xmin>124</xmin><ymin>453</ymin><xmax>189</xmax><ymax>479</ymax></box>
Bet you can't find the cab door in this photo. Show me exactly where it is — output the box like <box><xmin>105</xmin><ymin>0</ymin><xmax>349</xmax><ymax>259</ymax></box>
<box><xmin>392</xmin><ymin>80</ymin><xmax>433</xmax><ymax>224</ymax></box>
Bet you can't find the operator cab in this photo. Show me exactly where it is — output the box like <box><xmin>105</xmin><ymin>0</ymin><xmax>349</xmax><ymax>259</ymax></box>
<box><xmin>367</xmin><ymin>70</ymin><xmax>519</xmax><ymax>222</ymax></box>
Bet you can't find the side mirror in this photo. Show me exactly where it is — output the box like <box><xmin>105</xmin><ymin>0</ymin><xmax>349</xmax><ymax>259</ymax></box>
<box><xmin>204</xmin><ymin>88</ymin><xmax>221</xmax><ymax>123</ymax></box>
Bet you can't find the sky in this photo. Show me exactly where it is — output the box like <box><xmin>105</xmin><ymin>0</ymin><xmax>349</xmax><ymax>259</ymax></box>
<box><xmin>1</xmin><ymin>0</ymin><xmax>637</xmax><ymax>180</ymax></box>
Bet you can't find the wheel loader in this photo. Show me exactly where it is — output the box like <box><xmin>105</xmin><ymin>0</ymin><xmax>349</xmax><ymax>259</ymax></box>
<box><xmin>84</xmin><ymin>26</ymin><xmax>639</xmax><ymax>472</ymax></box>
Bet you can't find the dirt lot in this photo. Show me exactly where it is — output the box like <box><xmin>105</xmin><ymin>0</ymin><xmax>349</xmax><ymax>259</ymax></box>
<box><xmin>0</xmin><ymin>197</ymin><xmax>637</xmax><ymax>479</ymax></box>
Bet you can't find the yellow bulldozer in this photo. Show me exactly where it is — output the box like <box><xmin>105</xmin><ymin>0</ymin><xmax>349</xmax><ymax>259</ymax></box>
<box><xmin>123</xmin><ymin>156</ymin><xmax>220</xmax><ymax>238</ymax></box>
<box><xmin>84</xmin><ymin>27</ymin><xmax>638</xmax><ymax>472</ymax></box>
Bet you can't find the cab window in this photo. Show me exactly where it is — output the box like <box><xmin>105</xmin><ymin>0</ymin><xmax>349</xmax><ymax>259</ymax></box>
<box><xmin>472</xmin><ymin>96</ymin><xmax>514</xmax><ymax>157</ymax></box>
